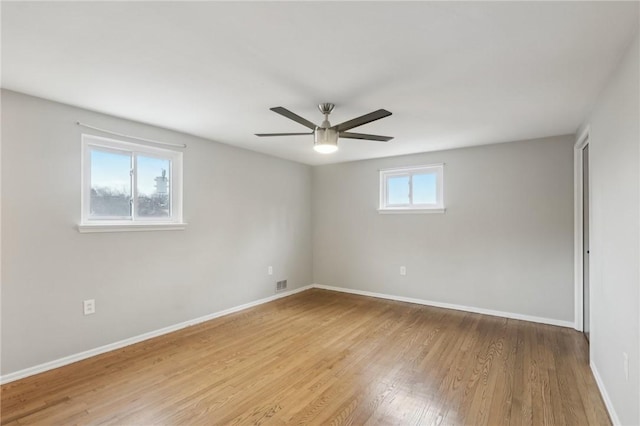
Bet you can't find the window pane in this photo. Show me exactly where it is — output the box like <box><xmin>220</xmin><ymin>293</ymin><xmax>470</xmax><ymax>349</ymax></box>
<box><xmin>90</xmin><ymin>149</ymin><xmax>132</xmax><ymax>218</ymax></box>
<box><xmin>412</xmin><ymin>173</ymin><xmax>437</xmax><ymax>204</ymax></box>
<box><xmin>387</xmin><ymin>175</ymin><xmax>410</xmax><ymax>205</ymax></box>
<box><xmin>136</xmin><ymin>155</ymin><xmax>171</xmax><ymax>218</ymax></box>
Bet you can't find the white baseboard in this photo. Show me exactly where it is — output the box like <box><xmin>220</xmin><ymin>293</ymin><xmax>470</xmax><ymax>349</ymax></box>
<box><xmin>1</xmin><ymin>283</ymin><xmax>575</xmax><ymax>384</ymax></box>
<box><xmin>590</xmin><ymin>361</ymin><xmax>621</xmax><ymax>425</ymax></box>
<box><xmin>312</xmin><ymin>284</ymin><xmax>574</xmax><ymax>328</ymax></box>
<box><xmin>0</xmin><ymin>285</ymin><xmax>313</xmax><ymax>384</ymax></box>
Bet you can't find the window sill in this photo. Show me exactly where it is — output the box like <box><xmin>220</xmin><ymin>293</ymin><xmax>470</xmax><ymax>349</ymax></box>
<box><xmin>78</xmin><ymin>222</ymin><xmax>188</xmax><ymax>233</ymax></box>
<box><xmin>378</xmin><ymin>208</ymin><xmax>445</xmax><ymax>214</ymax></box>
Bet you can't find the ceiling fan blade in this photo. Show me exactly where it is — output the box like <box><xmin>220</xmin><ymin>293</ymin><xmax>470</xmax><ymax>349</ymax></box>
<box><xmin>339</xmin><ymin>132</ymin><xmax>393</xmax><ymax>142</ymax></box>
<box><xmin>335</xmin><ymin>109</ymin><xmax>392</xmax><ymax>132</ymax></box>
<box><xmin>270</xmin><ymin>107</ymin><xmax>318</xmax><ymax>130</ymax></box>
<box><xmin>255</xmin><ymin>132</ymin><xmax>314</xmax><ymax>137</ymax></box>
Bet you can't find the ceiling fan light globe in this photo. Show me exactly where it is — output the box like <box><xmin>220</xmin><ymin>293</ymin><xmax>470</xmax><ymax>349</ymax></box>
<box><xmin>314</xmin><ymin>144</ymin><xmax>338</xmax><ymax>154</ymax></box>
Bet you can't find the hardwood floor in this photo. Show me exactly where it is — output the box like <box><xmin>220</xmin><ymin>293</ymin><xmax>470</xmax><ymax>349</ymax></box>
<box><xmin>1</xmin><ymin>289</ymin><xmax>610</xmax><ymax>425</ymax></box>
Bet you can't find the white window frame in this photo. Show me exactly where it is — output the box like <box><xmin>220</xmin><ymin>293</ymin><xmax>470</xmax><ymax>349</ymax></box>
<box><xmin>79</xmin><ymin>134</ymin><xmax>186</xmax><ymax>233</ymax></box>
<box><xmin>379</xmin><ymin>164</ymin><xmax>445</xmax><ymax>214</ymax></box>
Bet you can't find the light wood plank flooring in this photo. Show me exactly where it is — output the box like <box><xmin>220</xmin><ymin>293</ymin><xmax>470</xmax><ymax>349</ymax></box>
<box><xmin>1</xmin><ymin>289</ymin><xmax>610</xmax><ymax>425</ymax></box>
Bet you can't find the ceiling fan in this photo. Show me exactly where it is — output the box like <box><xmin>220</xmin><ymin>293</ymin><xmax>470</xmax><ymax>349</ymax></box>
<box><xmin>256</xmin><ymin>103</ymin><xmax>393</xmax><ymax>154</ymax></box>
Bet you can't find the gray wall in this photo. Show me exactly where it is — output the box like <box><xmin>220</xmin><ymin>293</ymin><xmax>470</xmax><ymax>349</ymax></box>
<box><xmin>582</xmin><ymin>31</ymin><xmax>639</xmax><ymax>425</ymax></box>
<box><xmin>313</xmin><ymin>135</ymin><xmax>575</xmax><ymax>322</ymax></box>
<box><xmin>1</xmin><ymin>90</ymin><xmax>313</xmax><ymax>375</ymax></box>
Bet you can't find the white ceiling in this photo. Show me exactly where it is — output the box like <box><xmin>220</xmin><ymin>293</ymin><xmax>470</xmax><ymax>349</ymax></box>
<box><xmin>2</xmin><ymin>2</ymin><xmax>638</xmax><ymax>165</ymax></box>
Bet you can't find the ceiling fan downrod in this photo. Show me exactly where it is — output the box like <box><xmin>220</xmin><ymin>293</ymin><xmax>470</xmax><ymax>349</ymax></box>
<box><xmin>318</xmin><ymin>103</ymin><xmax>335</xmax><ymax>128</ymax></box>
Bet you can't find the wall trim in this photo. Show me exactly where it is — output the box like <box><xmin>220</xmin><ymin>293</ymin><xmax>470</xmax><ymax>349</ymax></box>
<box><xmin>313</xmin><ymin>284</ymin><xmax>574</xmax><ymax>328</ymax></box>
<box><xmin>574</xmin><ymin>126</ymin><xmax>590</xmax><ymax>332</ymax></box>
<box><xmin>590</xmin><ymin>360</ymin><xmax>620</xmax><ymax>425</ymax></box>
<box><xmin>0</xmin><ymin>285</ymin><xmax>313</xmax><ymax>384</ymax></box>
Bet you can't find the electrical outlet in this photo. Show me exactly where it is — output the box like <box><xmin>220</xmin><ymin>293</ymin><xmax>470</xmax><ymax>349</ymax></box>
<box><xmin>623</xmin><ymin>352</ymin><xmax>629</xmax><ymax>381</ymax></box>
<box><xmin>83</xmin><ymin>299</ymin><xmax>95</xmax><ymax>315</ymax></box>
<box><xmin>400</xmin><ymin>266</ymin><xmax>407</xmax><ymax>276</ymax></box>
<box><xmin>268</xmin><ymin>266</ymin><xmax>273</xmax><ymax>275</ymax></box>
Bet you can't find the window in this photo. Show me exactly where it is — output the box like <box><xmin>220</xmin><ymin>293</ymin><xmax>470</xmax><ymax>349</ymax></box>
<box><xmin>80</xmin><ymin>134</ymin><xmax>184</xmax><ymax>232</ymax></box>
<box><xmin>379</xmin><ymin>164</ymin><xmax>444</xmax><ymax>213</ymax></box>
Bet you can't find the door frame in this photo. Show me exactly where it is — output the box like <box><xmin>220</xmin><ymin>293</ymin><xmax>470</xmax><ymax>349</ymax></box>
<box><xmin>574</xmin><ymin>126</ymin><xmax>590</xmax><ymax>332</ymax></box>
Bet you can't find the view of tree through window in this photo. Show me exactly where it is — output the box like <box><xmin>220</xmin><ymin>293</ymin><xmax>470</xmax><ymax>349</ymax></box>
<box><xmin>137</xmin><ymin>155</ymin><xmax>170</xmax><ymax>218</ymax></box>
<box><xmin>90</xmin><ymin>150</ymin><xmax>132</xmax><ymax>217</ymax></box>
<box><xmin>89</xmin><ymin>149</ymin><xmax>171</xmax><ymax>219</ymax></box>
